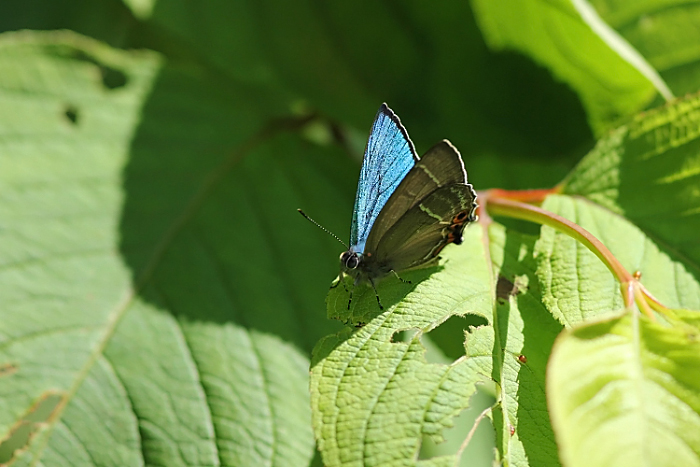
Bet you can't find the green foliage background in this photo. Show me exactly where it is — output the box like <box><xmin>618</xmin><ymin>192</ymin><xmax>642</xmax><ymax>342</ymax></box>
<box><xmin>1</xmin><ymin>1</ymin><xmax>699</xmax><ymax>466</ymax></box>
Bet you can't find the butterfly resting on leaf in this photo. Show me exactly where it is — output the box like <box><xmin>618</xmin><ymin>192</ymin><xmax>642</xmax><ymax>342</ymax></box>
<box><xmin>300</xmin><ymin>104</ymin><xmax>477</xmax><ymax>310</ymax></box>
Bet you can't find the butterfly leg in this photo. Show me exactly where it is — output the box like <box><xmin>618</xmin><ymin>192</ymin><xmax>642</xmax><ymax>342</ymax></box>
<box><xmin>367</xmin><ymin>276</ymin><xmax>384</xmax><ymax>310</ymax></box>
<box><xmin>347</xmin><ymin>281</ymin><xmax>354</xmax><ymax>310</ymax></box>
<box><xmin>390</xmin><ymin>269</ymin><xmax>411</xmax><ymax>284</ymax></box>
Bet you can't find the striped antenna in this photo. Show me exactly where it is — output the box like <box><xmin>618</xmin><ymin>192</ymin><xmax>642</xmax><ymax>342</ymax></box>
<box><xmin>297</xmin><ymin>209</ymin><xmax>349</xmax><ymax>250</ymax></box>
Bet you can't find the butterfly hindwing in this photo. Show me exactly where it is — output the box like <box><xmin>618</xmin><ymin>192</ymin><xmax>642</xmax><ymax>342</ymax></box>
<box><xmin>363</xmin><ymin>140</ymin><xmax>467</xmax><ymax>254</ymax></box>
<box><xmin>350</xmin><ymin>104</ymin><xmax>419</xmax><ymax>254</ymax></box>
<box><xmin>373</xmin><ymin>183</ymin><xmax>477</xmax><ymax>271</ymax></box>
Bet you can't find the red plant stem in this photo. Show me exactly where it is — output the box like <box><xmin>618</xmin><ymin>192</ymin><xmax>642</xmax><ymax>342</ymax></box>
<box><xmin>484</xmin><ymin>187</ymin><xmax>561</xmax><ymax>204</ymax></box>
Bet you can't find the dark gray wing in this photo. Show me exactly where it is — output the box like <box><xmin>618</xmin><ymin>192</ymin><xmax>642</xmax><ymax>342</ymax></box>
<box><xmin>364</xmin><ymin>140</ymin><xmax>467</xmax><ymax>254</ymax></box>
<box><xmin>373</xmin><ymin>183</ymin><xmax>477</xmax><ymax>271</ymax></box>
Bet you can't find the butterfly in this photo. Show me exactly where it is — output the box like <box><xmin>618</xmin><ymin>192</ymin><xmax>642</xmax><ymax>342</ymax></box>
<box><xmin>300</xmin><ymin>103</ymin><xmax>477</xmax><ymax>310</ymax></box>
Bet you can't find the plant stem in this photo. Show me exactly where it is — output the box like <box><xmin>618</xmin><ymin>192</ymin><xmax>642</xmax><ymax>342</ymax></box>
<box><xmin>484</xmin><ymin>187</ymin><xmax>560</xmax><ymax>204</ymax></box>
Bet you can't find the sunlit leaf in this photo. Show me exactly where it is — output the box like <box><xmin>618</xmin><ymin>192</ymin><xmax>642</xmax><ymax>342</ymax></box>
<box><xmin>548</xmin><ymin>312</ymin><xmax>700</xmax><ymax>467</ymax></box>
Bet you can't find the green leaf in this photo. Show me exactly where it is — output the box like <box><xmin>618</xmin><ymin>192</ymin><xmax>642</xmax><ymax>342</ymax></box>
<box><xmin>562</xmin><ymin>91</ymin><xmax>700</xmax><ymax>268</ymax></box>
<box><xmin>548</xmin><ymin>312</ymin><xmax>700</xmax><ymax>467</ymax></box>
<box><xmin>589</xmin><ymin>0</ymin><xmax>700</xmax><ymax>96</ymax></box>
<box><xmin>0</xmin><ymin>30</ymin><xmax>351</xmax><ymax>466</ymax></box>
<box><xmin>470</xmin><ymin>0</ymin><xmax>659</xmax><ymax>134</ymax></box>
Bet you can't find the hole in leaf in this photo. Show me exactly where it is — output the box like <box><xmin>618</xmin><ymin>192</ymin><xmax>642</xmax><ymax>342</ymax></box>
<box><xmin>0</xmin><ymin>392</ymin><xmax>63</xmax><ymax>463</ymax></box>
<box><xmin>64</xmin><ymin>105</ymin><xmax>79</xmax><ymax>125</ymax></box>
<box><xmin>391</xmin><ymin>329</ymin><xmax>417</xmax><ymax>343</ymax></box>
<box><xmin>72</xmin><ymin>51</ymin><xmax>128</xmax><ymax>90</ymax></box>
<box><xmin>101</xmin><ymin>66</ymin><xmax>128</xmax><ymax>90</ymax></box>
<box><xmin>427</xmin><ymin>314</ymin><xmax>488</xmax><ymax>360</ymax></box>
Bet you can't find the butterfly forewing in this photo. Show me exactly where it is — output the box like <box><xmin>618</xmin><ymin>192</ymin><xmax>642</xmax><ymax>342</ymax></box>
<box><xmin>363</xmin><ymin>140</ymin><xmax>467</xmax><ymax>254</ymax></box>
<box><xmin>373</xmin><ymin>184</ymin><xmax>477</xmax><ymax>271</ymax></box>
<box><xmin>350</xmin><ymin>104</ymin><xmax>419</xmax><ymax>253</ymax></box>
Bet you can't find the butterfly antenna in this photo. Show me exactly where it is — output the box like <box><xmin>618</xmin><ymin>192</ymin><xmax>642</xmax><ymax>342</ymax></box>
<box><xmin>297</xmin><ymin>209</ymin><xmax>349</xmax><ymax>249</ymax></box>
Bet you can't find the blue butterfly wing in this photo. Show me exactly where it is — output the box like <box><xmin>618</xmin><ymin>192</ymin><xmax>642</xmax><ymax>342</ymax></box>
<box><xmin>350</xmin><ymin>104</ymin><xmax>418</xmax><ymax>254</ymax></box>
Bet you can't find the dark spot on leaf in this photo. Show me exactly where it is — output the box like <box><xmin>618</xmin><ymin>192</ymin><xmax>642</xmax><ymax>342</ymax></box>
<box><xmin>72</xmin><ymin>50</ymin><xmax>128</xmax><ymax>90</ymax></box>
<box><xmin>0</xmin><ymin>363</ymin><xmax>17</xmax><ymax>377</ymax></box>
<box><xmin>64</xmin><ymin>105</ymin><xmax>78</xmax><ymax>125</ymax></box>
<box><xmin>0</xmin><ymin>392</ymin><xmax>63</xmax><ymax>463</ymax></box>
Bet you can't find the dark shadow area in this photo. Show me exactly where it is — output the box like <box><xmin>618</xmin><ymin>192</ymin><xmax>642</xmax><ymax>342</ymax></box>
<box><xmin>470</xmin><ymin>50</ymin><xmax>594</xmax><ymax>159</ymax></box>
<box><xmin>117</xmin><ymin>61</ymin><xmax>353</xmax><ymax>355</ymax></box>
<box><xmin>346</xmin><ymin>0</ymin><xmax>595</xmax><ymax>191</ymax></box>
<box><xmin>310</xmin><ymin>0</ymin><xmax>594</xmax><ymax>174</ymax></box>
<box><xmin>0</xmin><ymin>0</ymin><xmax>137</xmax><ymax>48</ymax></box>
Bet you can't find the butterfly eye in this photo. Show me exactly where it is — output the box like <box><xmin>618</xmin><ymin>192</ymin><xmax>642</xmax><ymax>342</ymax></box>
<box><xmin>340</xmin><ymin>252</ymin><xmax>360</xmax><ymax>269</ymax></box>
